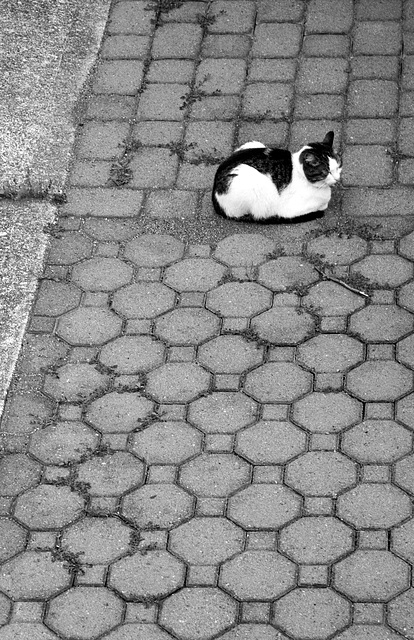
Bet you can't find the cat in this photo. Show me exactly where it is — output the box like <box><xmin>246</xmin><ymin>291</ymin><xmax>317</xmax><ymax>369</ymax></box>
<box><xmin>212</xmin><ymin>131</ymin><xmax>342</xmax><ymax>223</ymax></box>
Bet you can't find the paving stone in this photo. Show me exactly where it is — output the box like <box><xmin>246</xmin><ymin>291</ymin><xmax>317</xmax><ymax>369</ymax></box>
<box><xmin>33</xmin><ymin>280</ymin><xmax>81</xmax><ymax>317</ymax></box>
<box><xmin>0</xmin><ymin>518</ymin><xmax>27</xmax><ymax>561</ymax></box>
<box><xmin>252</xmin><ymin>23</ymin><xmax>301</xmax><ymax>57</ymax></box>
<box><xmin>399</xmin><ymin>229</ymin><xmax>414</xmax><ymax>259</ymax></box>
<box><xmin>257</xmin><ymin>257</ymin><xmax>319</xmax><ymax>291</ymax></box>
<box><xmin>353</xmin><ymin>21</ymin><xmax>401</xmax><ymax>55</ymax></box>
<box><xmin>60</xmin><ymin>517</ymin><xmax>131</xmax><ymax>565</ymax></box>
<box><xmin>395</xmin><ymin>453</ymin><xmax>414</xmax><ymax>495</ymax></box>
<box><xmin>77</xmin><ymin>451</ymin><xmax>144</xmax><ymax>496</ymax></box>
<box><xmin>85</xmin><ymin>392</ymin><xmax>154</xmax><ymax>433</ymax></box>
<box><xmin>15</xmin><ymin>335</ymin><xmax>68</xmax><ymax>379</ymax></box>
<box><xmin>108</xmin><ymin>1</ymin><xmax>154</xmax><ymax>35</ymax></box>
<box><xmin>124</xmin><ymin>234</ymin><xmax>184</xmax><ymax>267</ymax></box>
<box><xmin>209</xmin><ymin>1</ymin><xmax>256</xmax><ymax>33</ymax></box>
<box><xmin>0</xmin><ymin>551</ymin><xmax>70</xmax><ymax>599</ymax></box>
<box><xmin>220</xmin><ymin>550</ymin><xmax>295</xmax><ymax>600</ymax></box>
<box><xmin>77</xmin><ymin>122</ymin><xmax>129</xmax><ymax>159</ymax></box>
<box><xmin>43</xmin><ymin>363</ymin><xmax>110</xmax><ymax>402</ymax></box>
<box><xmin>101</xmin><ymin>33</ymin><xmax>150</xmax><ymax>59</ymax></box>
<box><xmin>353</xmin><ymin>255</ymin><xmax>413</xmax><ymax>287</ymax></box>
<box><xmin>71</xmin><ymin>257</ymin><xmax>133</xmax><ymax>292</ymax></box>
<box><xmin>1</xmin><ymin>392</ymin><xmax>55</xmax><ymax>437</ymax></box>
<box><xmin>348</xmin><ymin>80</ymin><xmax>398</xmax><ymax>117</ymax></box>
<box><xmin>398</xmin><ymin>334</ymin><xmax>414</xmax><ymax>369</ymax></box>
<box><xmin>349</xmin><ymin>305</ymin><xmax>413</xmax><ymax>342</ymax></box>
<box><xmin>396</xmin><ymin>392</ymin><xmax>414</xmax><ymax>429</ymax></box>
<box><xmin>346</xmin><ymin>361</ymin><xmax>413</xmax><ymax>401</ymax></box>
<box><xmin>109</xmin><ymin>550</ymin><xmax>185</xmax><ymax>599</ymax></box>
<box><xmin>154</xmin><ymin>308</ymin><xmax>220</xmax><ymax>346</ymax></box>
<box><xmin>235</xmin><ymin>421</ymin><xmax>306</xmax><ymax>465</ymax></box>
<box><xmin>242</xmin><ymin>82</ymin><xmax>293</xmax><ymax>119</ymax></box>
<box><xmin>219</xmin><ymin>625</ymin><xmax>287</xmax><ymax>640</ymax></box>
<box><xmin>46</xmin><ymin>587</ymin><xmax>124</xmax><ymax>639</ymax></box>
<box><xmin>152</xmin><ymin>23</ymin><xmax>202</xmax><ymax>58</ymax></box>
<box><xmin>180</xmin><ymin>453</ymin><xmax>250</xmax><ymax>497</ymax></box>
<box><xmin>337</xmin><ymin>484</ymin><xmax>411</xmax><ymax>528</ymax></box>
<box><xmin>351</xmin><ymin>55</ymin><xmax>399</xmax><ymax>80</ymax></box>
<box><xmin>136</xmin><ymin>84</ymin><xmax>188</xmax><ymax>120</ymax></box>
<box><xmin>286</xmin><ymin>451</ymin><xmax>357</xmax><ymax>496</ymax></box>
<box><xmin>122</xmin><ymin>484</ymin><xmax>194</xmax><ymax>529</ymax></box>
<box><xmin>294</xmin><ymin>94</ymin><xmax>344</xmax><ymax>120</ymax></box>
<box><xmin>228</xmin><ymin>484</ymin><xmax>301</xmax><ymax>529</ymax></box>
<box><xmin>92</xmin><ymin>59</ymin><xmax>145</xmax><ymax>94</ymax></box>
<box><xmin>195</xmin><ymin>59</ymin><xmax>247</xmax><ymax>95</ymax></box>
<box><xmin>388</xmin><ymin>588</ymin><xmax>414</xmax><ymax>639</ymax></box>
<box><xmin>64</xmin><ymin>189</ymin><xmax>144</xmax><ymax>219</ymax></box>
<box><xmin>392</xmin><ymin>519</ymin><xmax>414</xmax><ymax>564</ymax></box>
<box><xmin>130</xmin><ymin>421</ymin><xmax>201</xmax><ymax>464</ymax></box>
<box><xmin>99</xmin><ymin>336</ymin><xmax>165</xmax><ymax>374</ymax></box>
<box><xmin>342</xmin><ymin>420</ymin><xmax>412</xmax><ymax>463</ymax></box>
<box><xmin>303</xmin><ymin>281</ymin><xmax>366</xmax><ymax>316</ymax></box>
<box><xmin>213</xmin><ymin>234</ymin><xmax>274</xmax><ymax>266</ymax></box>
<box><xmin>169</xmin><ymin>517</ymin><xmax>244</xmax><ymax>565</ymax></box>
<box><xmin>334</xmin><ymin>550</ymin><xmax>409</xmax><ymax>601</ymax></box>
<box><xmin>184</xmin><ymin>120</ymin><xmax>234</xmax><ymax>161</ymax></box>
<box><xmin>29</xmin><ymin>421</ymin><xmax>99</xmax><ymax>465</ymax></box>
<box><xmin>399</xmin><ymin>281</ymin><xmax>414</xmax><ymax>312</ymax></box>
<box><xmin>0</xmin><ymin>624</ymin><xmax>60</xmax><ymax>640</ymax></box>
<box><xmin>129</xmin><ymin>148</ymin><xmax>178</xmax><ymax>188</ymax></box>
<box><xmin>0</xmin><ymin>593</ymin><xmax>11</xmax><ymax>625</ymax></box>
<box><xmin>112</xmin><ymin>282</ymin><xmax>176</xmax><ymax>318</ymax></box>
<box><xmin>146</xmin><ymin>363</ymin><xmax>210</xmax><ymax>402</ymax></box>
<box><xmin>0</xmin><ymin>454</ymin><xmax>41</xmax><ymax>496</ymax></box>
<box><xmin>101</xmin><ymin>624</ymin><xmax>174</xmax><ymax>640</ymax></box>
<box><xmin>244</xmin><ymin>363</ymin><xmax>312</xmax><ymax>403</ymax></box>
<box><xmin>189</xmin><ymin>95</ymin><xmax>240</xmax><ymax>120</ymax></box>
<box><xmin>164</xmin><ymin>259</ymin><xmax>226</xmax><ymax>293</ymax></box>
<box><xmin>143</xmin><ymin>189</ymin><xmax>198</xmax><ymax>220</ymax></box>
<box><xmin>297</xmin><ymin>335</ymin><xmax>364</xmax><ymax>373</ymax></box>
<box><xmin>345</xmin><ymin>118</ymin><xmax>396</xmax><ymax>145</ymax></box>
<box><xmin>279</xmin><ymin>516</ymin><xmax>353</xmax><ymax>563</ymax></box>
<box><xmin>273</xmin><ymin>588</ymin><xmax>350</xmax><ymax>639</ymax></box>
<box><xmin>198</xmin><ymin>335</ymin><xmax>264</xmax><ymax>373</ymax></box>
<box><xmin>188</xmin><ymin>392</ymin><xmax>257</xmax><ymax>434</ymax></box>
<box><xmin>306</xmin><ymin>0</ymin><xmax>353</xmax><ymax>31</ymax></box>
<box><xmin>342</xmin><ymin>145</ymin><xmax>393</xmax><ymax>186</ymax></box>
<box><xmin>297</xmin><ymin>58</ymin><xmax>348</xmax><ymax>93</ymax></box>
<box><xmin>14</xmin><ymin>483</ymin><xmax>84</xmax><ymax>528</ymax></box>
<box><xmin>57</xmin><ymin>307</ymin><xmax>122</xmax><ymax>346</ymax></box>
<box><xmin>303</xmin><ymin>34</ymin><xmax>350</xmax><ymax>57</ymax></box>
<box><xmin>207</xmin><ymin>282</ymin><xmax>272</xmax><ymax>317</ymax></box>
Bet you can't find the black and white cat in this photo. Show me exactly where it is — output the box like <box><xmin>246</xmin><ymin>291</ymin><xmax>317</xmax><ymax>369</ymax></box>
<box><xmin>212</xmin><ymin>131</ymin><xmax>342</xmax><ymax>223</ymax></box>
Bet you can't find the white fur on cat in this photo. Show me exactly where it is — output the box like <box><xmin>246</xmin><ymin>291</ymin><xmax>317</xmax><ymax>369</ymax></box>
<box><xmin>215</xmin><ymin>141</ymin><xmax>342</xmax><ymax>220</ymax></box>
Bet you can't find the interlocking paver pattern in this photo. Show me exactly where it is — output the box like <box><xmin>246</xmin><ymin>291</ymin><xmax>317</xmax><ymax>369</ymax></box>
<box><xmin>2</xmin><ymin>1</ymin><xmax>414</xmax><ymax>639</ymax></box>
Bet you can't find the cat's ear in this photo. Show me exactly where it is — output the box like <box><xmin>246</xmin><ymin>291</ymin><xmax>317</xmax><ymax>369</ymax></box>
<box><xmin>303</xmin><ymin>152</ymin><xmax>319</xmax><ymax>167</ymax></box>
<box><xmin>323</xmin><ymin>131</ymin><xmax>334</xmax><ymax>147</ymax></box>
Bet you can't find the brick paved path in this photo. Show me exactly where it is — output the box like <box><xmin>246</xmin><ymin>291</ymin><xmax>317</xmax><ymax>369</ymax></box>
<box><xmin>2</xmin><ymin>1</ymin><xmax>414</xmax><ymax>639</ymax></box>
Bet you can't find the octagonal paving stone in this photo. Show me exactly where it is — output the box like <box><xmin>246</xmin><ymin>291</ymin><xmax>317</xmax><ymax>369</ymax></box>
<box><xmin>305</xmin><ymin>233</ymin><xmax>368</xmax><ymax>265</ymax></box>
<box><xmin>297</xmin><ymin>334</ymin><xmax>364</xmax><ymax>372</ymax></box>
<box><xmin>206</xmin><ymin>282</ymin><xmax>272</xmax><ymax>317</ymax></box>
<box><xmin>388</xmin><ymin>588</ymin><xmax>414</xmax><ymax>639</ymax></box>
<box><xmin>228</xmin><ymin>484</ymin><xmax>301</xmax><ymax>530</ymax></box>
<box><xmin>244</xmin><ymin>362</ymin><xmax>312</xmax><ymax>403</ymax></box>
<box><xmin>99</xmin><ymin>335</ymin><xmax>165</xmax><ymax>374</ymax></box>
<box><xmin>1</xmin><ymin>391</ymin><xmax>54</xmax><ymax>437</ymax></box>
<box><xmin>77</xmin><ymin>451</ymin><xmax>144</xmax><ymax>496</ymax></box>
<box><xmin>0</xmin><ymin>624</ymin><xmax>60</xmax><ymax>640</ymax></box>
<box><xmin>198</xmin><ymin>334</ymin><xmax>264</xmax><ymax>373</ymax></box>
<box><xmin>279</xmin><ymin>516</ymin><xmax>353</xmax><ymax>564</ymax></box>
<box><xmin>57</xmin><ymin>307</ymin><xmax>122</xmax><ymax>346</ymax></box>
<box><xmin>257</xmin><ymin>256</ymin><xmax>319</xmax><ymax>291</ymax></box>
<box><xmin>169</xmin><ymin>517</ymin><xmax>244</xmax><ymax>565</ymax></box>
<box><xmin>46</xmin><ymin>587</ymin><xmax>124</xmax><ymax>640</ymax></box>
<box><xmin>220</xmin><ymin>550</ymin><xmax>295</xmax><ymax>601</ymax></box>
<box><xmin>392</xmin><ymin>519</ymin><xmax>414</xmax><ymax>564</ymax></box>
<box><xmin>213</xmin><ymin>233</ymin><xmax>275</xmax><ymax>266</ymax></box>
<box><xmin>122</xmin><ymin>484</ymin><xmax>194</xmax><ymax>529</ymax></box>
<box><xmin>109</xmin><ymin>550</ymin><xmax>185</xmax><ymax>599</ymax></box>
<box><xmin>341</xmin><ymin>420</ymin><xmax>412</xmax><ymax>463</ymax></box>
<box><xmin>292</xmin><ymin>391</ymin><xmax>362</xmax><ymax>433</ymax></box>
<box><xmin>235</xmin><ymin>420</ymin><xmax>306</xmax><ymax>465</ymax></box>
<box><xmin>160</xmin><ymin>587</ymin><xmax>237</xmax><ymax>640</ymax></box>
<box><xmin>14</xmin><ymin>484</ymin><xmax>85</xmax><ymax>529</ymax></box>
<box><xmin>335</xmin><ymin>626</ymin><xmax>405</xmax><ymax>640</ymax></box>
<box><xmin>124</xmin><ymin>234</ymin><xmax>184</xmax><ymax>267</ymax></box>
<box><xmin>71</xmin><ymin>257</ymin><xmax>133</xmax><ymax>291</ymax></box>
<box><xmin>347</xmin><ymin>361</ymin><xmax>413</xmax><ymax>401</ymax></box>
<box><xmin>399</xmin><ymin>281</ymin><xmax>414</xmax><ymax>312</ymax></box>
<box><xmin>188</xmin><ymin>392</ymin><xmax>257</xmax><ymax>434</ymax></box>
<box><xmin>302</xmin><ymin>281</ymin><xmax>366</xmax><ymax>316</ymax></box>
<box><xmin>60</xmin><ymin>517</ymin><xmax>132</xmax><ymax>564</ymax></box>
<box><xmin>43</xmin><ymin>363</ymin><xmax>110</xmax><ymax>402</ymax></box>
<box><xmin>272</xmin><ymin>588</ymin><xmax>350</xmax><ymax>639</ymax></box>
<box><xmin>349</xmin><ymin>305</ymin><xmax>413</xmax><ymax>342</ymax></box>
<box><xmin>29</xmin><ymin>421</ymin><xmax>99</xmax><ymax>465</ymax></box>
<box><xmin>180</xmin><ymin>453</ymin><xmax>250</xmax><ymax>497</ymax></box>
<box><xmin>395</xmin><ymin>454</ymin><xmax>414</xmax><ymax>495</ymax></box>
<box><xmin>351</xmin><ymin>254</ymin><xmax>413</xmax><ymax>287</ymax></box>
<box><xmin>146</xmin><ymin>363</ymin><xmax>211</xmax><ymax>402</ymax></box>
<box><xmin>337</xmin><ymin>484</ymin><xmax>411</xmax><ymax>528</ymax></box>
<box><xmin>219</xmin><ymin>625</ymin><xmax>288</xmax><ymax>640</ymax></box>
<box><xmin>154</xmin><ymin>308</ymin><xmax>220</xmax><ymax>346</ymax></box>
<box><xmin>399</xmin><ymin>230</ymin><xmax>414</xmax><ymax>260</ymax></box>
<box><xmin>33</xmin><ymin>280</ymin><xmax>81</xmax><ymax>316</ymax></box>
<box><xmin>396</xmin><ymin>392</ymin><xmax>414</xmax><ymax>428</ymax></box>
<box><xmin>334</xmin><ymin>550</ymin><xmax>410</xmax><ymax>602</ymax></box>
<box><xmin>164</xmin><ymin>258</ymin><xmax>226</xmax><ymax>292</ymax></box>
<box><xmin>251</xmin><ymin>306</ymin><xmax>315</xmax><ymax>345</ymax></box>
<box><xmin>0</xmin><ymin>454</ymin><xmax>41</xmax><ymax>496</ymax></box>
<box><xmin>130</xmin><ymin>421</ymin><xmax>202</xmax><ymax>464</ymax></box>
<box><xmin>0</xmin><ymin>551</ymin><xmax>70</xmax><ymax>600</ymax></box>
<box><xmin>398</xmin><ymin>333</ymin><xmax>414</xmax><ymax>369</ymax></box>
<box><xmin>112</xmin><ymin>282</ymin><xmax>176</xmax><ymax>318</ymax></box>
<box><xmin>0</xmin><ymin>519</ymin><xmax>27</xmax><ymax>562</ymax></box>
<box><xmin>101</xmin><ymin>624</ymin><xmax>175</xmax><ymax>640</ymax></box>
<box><xmin>0</xmin><ymin>594</ymin><xmax>11</xmax><ymax>626</ymax></box>
<box><xmin>85</xmin><ymin>391</ymin><xmax>154</xmax><ymax>433</ymax></box>
<box><xmin>285</xmin><ymin>451</ymin><xmax>357</xmax><ymax>496</ymax></box>
<box><xmin>47</xmin><ymin>231</ymin><xmax>92</xmax><ymax>265</ymax></box>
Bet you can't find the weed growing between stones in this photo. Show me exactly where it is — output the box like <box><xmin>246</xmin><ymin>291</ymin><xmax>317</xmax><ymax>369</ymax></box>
<box><xmin>180</xmin><ymin>75</ymin><xmax>221</xmax><ymax>111</ymax></box>
<box><xmin>108</xmin><ymin>140</ymin><xmax>142</xmax><ymax>187</ymax></box>
<box><xmin>52</xmin><ymin>546</ymin><xmax>88</xmax><ymax>576</ymax></box>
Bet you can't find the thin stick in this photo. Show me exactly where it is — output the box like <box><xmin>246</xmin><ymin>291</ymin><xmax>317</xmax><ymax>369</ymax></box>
<box><xmin>314</xmin><ymin>266</ymin><xmax>370</xmax><ymax>299</ymax></box>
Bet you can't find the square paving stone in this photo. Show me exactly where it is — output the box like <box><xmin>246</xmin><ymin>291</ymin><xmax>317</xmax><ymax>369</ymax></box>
<box><xmin>348</xmin><ymin>80</ymin><xmax>398</xmax><ymax>117</ymax></box>
<box><xmin>136</xmin><ymin>84</ymin><xmax>189</xmax><ymax>120</ymax></box>
<box><xmin>351</xmin><ymin>55</ymin><xmax>400</xmax><ymax>79</ymax></box>
<box><xmin>146</xmin><ymin>59</ymin><xmax>195</xmax><ymax>83</ymax></box>
<box><xmin>305</xmin><ymin>0</ymin><xmax>353</xmax><ymax>32</ymax></box>
<box><xmin>242</xmin><ymin>83</ymin><xmax>293</xmax><ymax>119</ymax></box>
<box><xmin>297</xmin><ymin>58</ymin><xmax>348</xmax><ymax>93</ymax></box>
<box><xmin>108</xmin><ymin>1</ymin><xmax>155</xmax><ymax>34</ymax></box>
<box><xmin>353</xmin><ymin>21</ymin><xmax>401</xmax><ymax>55</ymax></box>
<box><xmin>252</xmin><ymin>23</ymin><xmax>302</xmax><ymax>57</ymax></box>
<box><xmin>202</xmin><ymin>34</ymin><xmax>251</xmax><ymax>57</ymax></box>
<box><xmin>341</xmin><ymin>145</ymin><xmax>393</xmax><ymax>186</ymax></box>
<box><xmin>195</xmin><ymin>59</ymin><xmax>247</xmax><ymax>94</ymax></box>
<box><xmin>92</xmin><ymin>60</ymin><xmax>145</xmax><ymax>94</ymax></box>
<box><xmin>129</xmin><ymin>148</ymin><xmax>179</xmax><ymax>187</ymax></box>
<box><xmin>101</xmin><ymin>34</ymin><xmax>150</xmax><ymax>59</ymax></box>
<box><xmin>209</xmin><ymin>1</ymin><xmax>257</xmax><ymax>33</ymax></box>
<box><xmin>152</xmin><ymin>23</ymin><xmax>203</xmax><ymax>58</ymax></box>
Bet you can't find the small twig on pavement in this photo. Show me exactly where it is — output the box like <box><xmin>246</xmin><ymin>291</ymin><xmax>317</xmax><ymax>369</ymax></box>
<box><xmin>314</xmin><ymin>266</ymin><xmax>370</xmax><ymax>298</ymax></box>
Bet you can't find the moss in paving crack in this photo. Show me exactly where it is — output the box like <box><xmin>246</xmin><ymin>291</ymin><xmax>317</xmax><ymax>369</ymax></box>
<box><xmin>135</xmin><ymin>409</ymin><xmax>165</xmax><ymax>430</ymax></box>
<box><xmin>53</xmin><ymin>469</ymin><xmax>91</xmax><ymax>499</ymax></box>
<box><xmin>52</xmin><ymin>547</ymin><xmax>88</xmax><ymax>575</ymax></box>
<box><xmin>180</xmin><ymin>75</ymin><xmax>221</xmax><ymax>111</ymax></box>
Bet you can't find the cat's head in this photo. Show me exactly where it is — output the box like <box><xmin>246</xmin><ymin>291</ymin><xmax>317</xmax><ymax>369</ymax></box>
<box><xmin>299</xmin><ymin>131</ymin><xmax>342</xmax><ymax>187</ymax></box>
